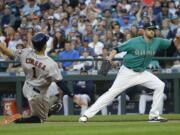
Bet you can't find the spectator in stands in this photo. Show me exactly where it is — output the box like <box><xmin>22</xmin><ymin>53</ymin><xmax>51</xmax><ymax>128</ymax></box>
<box><xmin>103</xmin><ymin>30</ymin><xmax>113</xmax><ymax>49</ymax></box>
<box><xmin>82</xmin><ymin>0</ymin><xmax>101</xmax><ymax>21</ymax></box>
<box><xmin>0</xmin><ymin>37</ymin><xmax>8</xmax><ymax>72</ymax></box>
<box><xmin>0</xmin><ymin>5</ymin><xmax>16</xmax><ymax>29</ymax></box>
<box><xmin>88</xmin><ymin>34</ymin><xmax>104</xmax><ymax>56</ymax></box>
<box><xmin>137</xmin><ymin>25</ymin><xmax>145</xmax><ymax>36</ymax></box>
<box><xmin>60</xmin><ymin>18</ymin><xmax>72</xmax><ymax>37</ymax></box>
<box><xmin>83</xmin><ymin>24</ymin><xmax>94</xmax><ymax>43</ymax></box>
<box><xmin>161</xmin><ymin>19</ymin><xmax>171</xmax><ymax>38</ymax></box>
<box><xmin>48</xmin><ymin>29</ymin><xmax>66</xmax><ymax>57</ymax></box>
<box><xmin>161</xmin><ymin>2</ymin><xmax>169</xmax><ymax>19</ymax></box>
<box><xmin>21</xmin><ymin>0</ymin><xmax>41</xmax><ymax>17</ymax></box>
<box><xmin>172</xmin><ymin>28</ymin><xmax>180</xmax><ymax>66</ymax></box>
<box><xmin>47</xmin><ymin>16</ymin><xmax>55</xmax><ymax>36</ymax></box>
<box><xmin>130</xmin><ymin>25</ymin><xmax>138</xmax><ymax>38</ymax></box>
<box><xmin>167</xmin><ymin>15</ymin><xmax>179</xmax><ymax>39</ymax></box>
<box><xmin>168</xmin><ymin>1</ymin><xmax>178</xmax><ymax>19</ymax></box>
<box><xmin>8</xmin><ymin>32</ymin><xmax>21</xmax><ymax>51</ymax></box>
<box><xmin>6</xmin><ymin>40</ymin><xmax>25</xmax><ymax>74</ymax></box>
<box><xmin>111</xmin><ymin>36</ymin><xmax>120</xmax><ymax>51</ymax></box>
<box><xmin>97</xmin><ymin>47</ymin><xmax>109</xmax><ymax>70</ymax></box>
<box><xmin>154</xmin><ymin>26</ymin><xmax>163</xmax><ymax>38</ymax></box>
<box><xmin>95</xmin><ymin>21</ymin><xmax>106</xmax><ymax>41</ymax></box>
<box><xmin>153</xmin><ymin>0</ymin><xmax>163</xmax><ymax>26</ymax></box>
<box><xmin>79</xmin><ymin>38</ymin><xmax>95</xmax><ymax>56</ymax></box>
<box><xmin>38</xmin><ymin>0</ymin><xmax>50</xmax><ymax>13</ymax></box>
<box><xmin>4</xmin><ymin>26</ymin><xmax>16</xmax><ymax>48</ymax></box>
<box><xmin>77</xmin><ymin>14</ymin><xmax>86</xmax><ymax>35</ymax></box>
<box><xmin>112</xmin><ymin>23</ymin><xmax>124</xmax><ymax>43</ymax></box>
<box><xmin>58</xmin><ymin>40</ymin><xmax>80</xmax><ymax>71</ymax></box>
<box><xmin>75</xmin><ymin>50</ymin><xmax>94</xmax><ymax>71</ymax></box>
<box><xmin>136</xmin><ymin>6</ymin><xmax>151</xmax><ymax>27</ymax></box>
<box><xmin>102</xmin><ymin>9</ymin><xmax>113</xmax><ymax>30</ymax></box>
<box><xmin>31</xmin><ymin>15</ymin><xmax>41</xmax><ymax>33</ymax></box>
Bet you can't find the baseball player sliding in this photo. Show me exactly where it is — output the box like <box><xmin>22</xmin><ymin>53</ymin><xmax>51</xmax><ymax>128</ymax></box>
<box><xmin>79</xmin><ymin>22</ymin><xmax>180</xmax><ymax>123</ymax></box>
<box><xmin>0</xmin><ymin>33</ymin><xmax>84</xmax><ymax>124</ymax></box>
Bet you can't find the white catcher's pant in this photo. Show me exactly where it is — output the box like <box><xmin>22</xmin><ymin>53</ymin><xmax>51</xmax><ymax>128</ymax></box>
<box><xmin>63</xmin><ymin>94</ymin><xmax>108</xmax><ymax>115</ymax></box>
<box><xmin>83</xmin><ymin>65</ymin><xmax>165</xmax><ymax>119</ymax></box>
<box><xmin>63</xmin><ymin>94</ymin><xmax>90</xmax><ymax>115</ymax></box>
<box><xmin>139</xmin><ymin>93</ymin><xmax>167</xmax><ymax>114</ymax></box>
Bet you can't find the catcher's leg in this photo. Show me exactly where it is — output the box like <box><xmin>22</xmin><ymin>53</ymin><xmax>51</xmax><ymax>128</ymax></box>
<box><xmin>79</xmin><ymin>94</ymin><xmax>90</xmax><ymax>115</ymax></box>
<box><xmin>139</xmin><ymin>94</ymin><xmax>153</xmax><ymax>114</ymax></box>
<box><xmin>48</xmin><ymin>83</ymin><xmax>63</xmax><ymax>116</ymax></box>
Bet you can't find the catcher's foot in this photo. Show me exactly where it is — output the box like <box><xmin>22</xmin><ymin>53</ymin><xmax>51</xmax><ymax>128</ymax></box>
<box><xmin>79</xmin><ymin>115</ymin><xmax>88</xmax><ymax>123</ymax></box>
<box><xmin>0</xmin><ymin>114</ymin><xmax>22</xmax><ymax>125</ymax></box>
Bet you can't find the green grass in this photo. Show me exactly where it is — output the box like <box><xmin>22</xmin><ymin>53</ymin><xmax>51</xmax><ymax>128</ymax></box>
<box><xmin>1</xmin><ymin>114</ymin><xmax>180</xmax><ymax>135</ymax></box>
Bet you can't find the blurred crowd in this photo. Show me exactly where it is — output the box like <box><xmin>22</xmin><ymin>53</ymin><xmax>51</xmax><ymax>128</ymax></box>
<box><xmin>0</xmin><ymin>0</ymin><xmax>179</xmax><ymax>72</ymax></box>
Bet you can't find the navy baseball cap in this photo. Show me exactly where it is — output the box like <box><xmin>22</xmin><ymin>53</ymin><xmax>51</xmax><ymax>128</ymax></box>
<box><xmin>83</xmin><ymin>37</ymin><xmax>90</xmax><ymax>42</ymax></box>
<box><xmin>32</xmin><ymin>32</ymin><xmax>49</xmax><ymax>46</ymax></box>
<box><xmin>143</xmin><ymin>22</ymin><xmax>157</xmax><ymax>29</ymax></box>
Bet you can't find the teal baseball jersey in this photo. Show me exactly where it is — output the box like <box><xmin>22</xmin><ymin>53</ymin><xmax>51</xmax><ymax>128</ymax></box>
<box><xmin>115</xmin><ymin>36</ymin><xmax>172</xmax><ymax>72</ymax></box>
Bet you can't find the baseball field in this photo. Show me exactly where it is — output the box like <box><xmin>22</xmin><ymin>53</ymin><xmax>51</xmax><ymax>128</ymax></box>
<box><xmin>1</xmin><ymin>114</ymin><xmax>180</xmax><ymax>135</ymax></box>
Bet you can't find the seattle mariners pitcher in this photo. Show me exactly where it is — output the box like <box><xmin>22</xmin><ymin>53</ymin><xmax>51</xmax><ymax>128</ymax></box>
<box><xmin>79</xmin><ymin>22</ymin><xmax>180</xmax><ymax>123</ymax></box>
<box><xmin>0</xmin><ymin>32</ymin><xmax>84</xmax><ymax>124</ymax></box>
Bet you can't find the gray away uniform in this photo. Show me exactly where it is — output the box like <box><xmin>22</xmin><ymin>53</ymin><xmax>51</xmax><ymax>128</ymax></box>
<box><xmin>14</xmin><ymin>48</ymin><xmax>62</xmax><ymax>121</ymax></box>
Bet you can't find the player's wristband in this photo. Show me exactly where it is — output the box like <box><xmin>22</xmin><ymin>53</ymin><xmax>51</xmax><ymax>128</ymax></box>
<box><xmin>56</xmin><ymin>80</ymin><xmax>74</xmax><ymax>97</ymax></box>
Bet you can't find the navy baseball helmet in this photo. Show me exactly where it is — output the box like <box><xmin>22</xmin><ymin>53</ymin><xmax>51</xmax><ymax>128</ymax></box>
<box><xmin>143</xmin><ymin>22</ymin><xmax>157</xmax><ymax>29</ymax></box>
<box><xmin>32</xmin><ymin>33</ymin><xmax>49</xmax><ymax>51</ymax></box>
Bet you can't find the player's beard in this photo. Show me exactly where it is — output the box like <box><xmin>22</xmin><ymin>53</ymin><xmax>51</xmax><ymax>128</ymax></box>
<box><xmin>146</xmin><ymin>31</ymin><xmax>155</xmax><ymax>40</ymax></box>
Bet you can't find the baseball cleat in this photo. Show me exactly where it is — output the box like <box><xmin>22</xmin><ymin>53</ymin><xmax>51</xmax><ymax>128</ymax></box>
<box><xmin>0</xmin><ymin>114</ymin><xmax>22</xmax><ymax>125</ymax></box>
<box><xmin>79</xmin><ymin>115</ymin><xmax>88</xmax><ymax>123</ymax></box>
<box><xmin>148</xmin><ymin>116</ymin><xmax>168</xmax><ymax>122</ymax></box>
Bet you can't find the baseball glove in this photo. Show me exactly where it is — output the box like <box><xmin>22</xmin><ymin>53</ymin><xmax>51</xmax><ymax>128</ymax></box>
<box><xmin>99</xmin><ymin>60</ymin><xmax>111</xmax><ymax>76</ymax></box>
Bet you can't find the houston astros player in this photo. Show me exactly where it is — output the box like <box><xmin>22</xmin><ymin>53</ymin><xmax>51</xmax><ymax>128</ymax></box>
<box><xmin>0</xmin><ymin>32</ymin><xmax>84</xmax><ymax>123</ymax></box>
<box><xmin>79</xmin><ymin>22</ymin><xmax>180</xmax><ymax>122</ymax></box>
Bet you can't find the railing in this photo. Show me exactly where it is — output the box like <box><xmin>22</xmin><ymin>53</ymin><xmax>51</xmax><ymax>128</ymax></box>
<box><xmin>0</xmin><ymin>57</ymin><xmax>180</xmax><ymax>64</ymax></box>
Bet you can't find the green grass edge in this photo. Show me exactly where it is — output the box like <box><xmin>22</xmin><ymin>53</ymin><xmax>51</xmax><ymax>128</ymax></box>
<box><xmin>47</xmin><ymin>114</ymin><xmax>180</xmax><ymax>122</ymax></box>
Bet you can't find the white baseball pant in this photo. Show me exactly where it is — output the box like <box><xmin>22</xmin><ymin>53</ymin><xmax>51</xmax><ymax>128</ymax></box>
<box><xmin>83</xmin><ymin>65</ymin><xmax>165</xmax><ymax>119</ymax></box>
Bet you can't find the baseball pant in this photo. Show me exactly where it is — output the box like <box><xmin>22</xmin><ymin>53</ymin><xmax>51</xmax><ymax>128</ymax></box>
<box><xmin>23</xmin><ymin>82</ymin><xmax>50</xmax><ymax>122</ymax></box>
<box><xmin>83</xmin><ymin>65</ymin><xmax>165</xmax><ymax>119</ymax></box>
